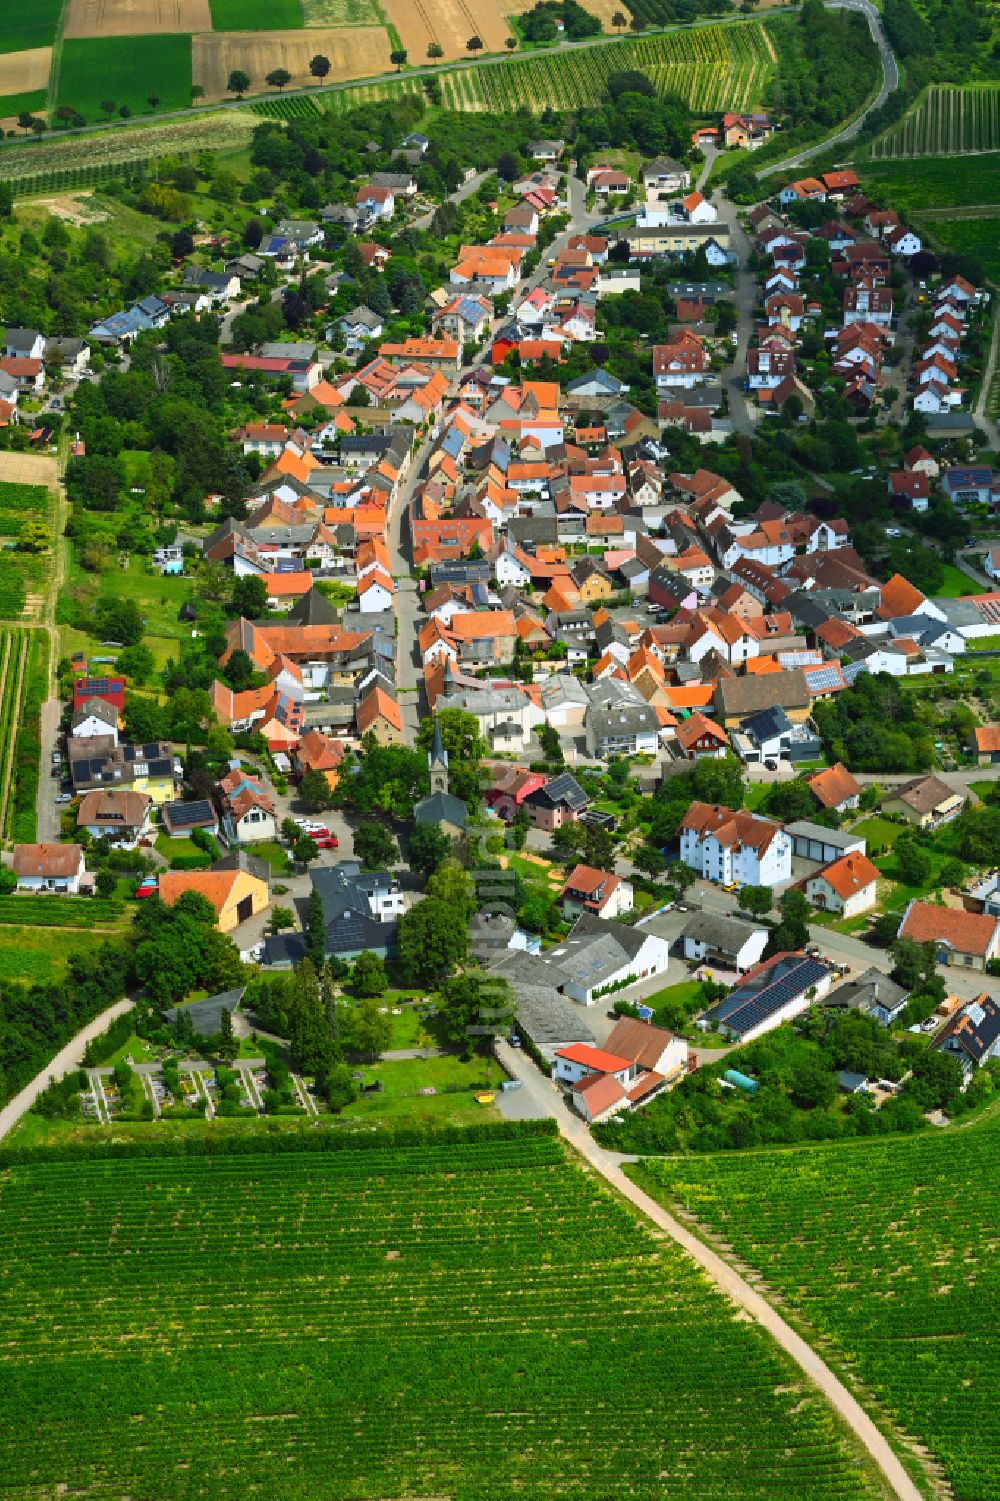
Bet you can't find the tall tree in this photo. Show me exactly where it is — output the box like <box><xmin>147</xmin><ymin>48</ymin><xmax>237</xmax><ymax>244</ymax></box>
<box><xmin>309</xmin><ymin>53</ymin><xmax>331</xmax><ymax>78</ymax></box>
<box><xmin>227</xmin><ymin>70</ymin><xmax>251</xmax><ymax>99</ymax></box>
<box><xmin>305</xmin><ymin>888</ymin><xmax>326</xmax><ymax>969</ymax></box>
<box><xmin>266</xmin><ymin>68</ymin><xmax>292</xmax><ymax>92</ymax></box>
<box><xmin>398</xmin><ymin>897</ymin><xmax>467</xmax><ymax>985</ymax></box>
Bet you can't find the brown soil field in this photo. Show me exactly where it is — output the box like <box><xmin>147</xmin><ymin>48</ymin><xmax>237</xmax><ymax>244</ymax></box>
<box><xmin>0</xmin><ymin>47</ymin><xmax>52</xmax><ymax>94</ymax></box>
<box><xmin>65</xmin><ymin>0</ymin><xmax>211</xmax><ymax>36</ymax></box>
<box><xmin>0</xmin><ymin>453</ymin><xmax>59</xmax><ymax>486</ymax></box>
<box><xmin>381</xmin><ymin>0</ymin><xmax>512</xmax><ymax>63</ymax></box>
<box><xmin>192</xmin><ymin>26</ymin><xmax>389</xmax><ymax>97</ymax></box>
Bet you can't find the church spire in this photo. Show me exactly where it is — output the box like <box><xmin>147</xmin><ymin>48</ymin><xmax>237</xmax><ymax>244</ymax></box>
<box><xmin>428</xmin><ymin>715</ymin><xmax>449</xmax><ymax>795</ymax></box>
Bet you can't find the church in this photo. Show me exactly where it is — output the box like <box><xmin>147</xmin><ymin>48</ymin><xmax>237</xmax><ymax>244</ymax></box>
<box><xmin>413</xmin><ymin>717</ymin><xmax>469</xmax><ymax>837</ymax></box>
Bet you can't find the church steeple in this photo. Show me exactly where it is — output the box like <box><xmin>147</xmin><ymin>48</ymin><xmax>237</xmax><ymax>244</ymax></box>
<box><xmin>428</xmin><ymin>716</ymin><xmax>449</xmax><ymax>795</ymax></box>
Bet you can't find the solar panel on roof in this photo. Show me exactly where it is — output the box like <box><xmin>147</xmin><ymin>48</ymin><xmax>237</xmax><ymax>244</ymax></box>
<box><xmin>165</xmin><ymin>800</ymin><xmax>215</xmax><ymax>828</ymax></box>
<box><xmin>805</xmin><ymin>665</ymin><xmax>843</xmax><ymax>690</ymax></box>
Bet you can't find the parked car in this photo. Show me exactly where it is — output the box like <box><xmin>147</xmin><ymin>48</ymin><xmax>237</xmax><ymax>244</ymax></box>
<box><xmin>56</xmin><ymin>792</ymin><xmax>73</xmax><ymax>804</ymax></box>
<box><xmin>135</xmin><ymin>878</ymin><xmax>158</xmax><ymax>899</ymax></box>
<box><xmin>311</xmin><ymin>836</ymin><xmax>337</xmax><ymax>849</ymax></box>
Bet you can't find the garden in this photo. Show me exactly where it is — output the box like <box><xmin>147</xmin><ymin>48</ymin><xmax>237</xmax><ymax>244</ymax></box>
<box><xmin>632</xmin><ymin>1112</ymin><xmax>1000</xmax><ymax>1501</ymax></box>
<box><xmin>0</xmin><ymin>1127</ymin><xmax>889</xmax><ymax>1500</ymax></box>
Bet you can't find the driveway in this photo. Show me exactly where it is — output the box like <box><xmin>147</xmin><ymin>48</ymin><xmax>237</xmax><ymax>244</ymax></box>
<box><xmin>36</xmin><ymin>697</ymin><xmax>64</xmax><ymax>843</ymax></box>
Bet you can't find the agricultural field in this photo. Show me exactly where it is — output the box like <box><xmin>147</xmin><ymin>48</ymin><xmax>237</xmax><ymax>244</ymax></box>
<box><xmin>0</xmin><ymin>0</ymin><xmax>63</xmax><ymax>52</ymax></box>
<box><xmin>209</xmin><ymin>0</ymin><xmax>303</xmax><ymax>26</ymax></box>
<box><xmin>0</xmin><ymin>895</ymin><xmax>127</xmax><ymax>928</ymax></box>
<box><xmin>300</xmin><ymin>0</ymin><xmax>385</xmax><ymax>20</ymax></box>
<box><xmin>916</xmin><ymin>213</ymin><xmax>1000</xmax><ymax>282</ymax></box>
<box><xmin>0</xmin><ymin>630</ymin><xmax>29</xmax><ymax>839</ymax></box>
<box><xmin>382</xmin><ymin>0</ymin><xmax>514</xmax><ymax>65</ymax></box>
<box><xmin>0</xmin><ymin>479</ymin><xmax>54</xmax><ymax>621</ymax></box>
<box><xmin>861</xmin><ymin>154</ymin><xmax>1000</xmax><ymax>214</ymax></box>
<box><xmin>0</xmin><ymin>1131</ymin><xmax>887</xmax><ymax>1499</ymax></box>
<box><xmin>0</xmin><ymin>49</ymin><xmax>52</xmax><ymax>107</ymax></box>
<box><xmin>632</xmin><ymin>1116</ymin><xmax>1000</xmax><ymax>1501</ymax></box>
<box><xmin>63</xmin><ymin>0</ymin><xmax>211</xmax><ymax>37</ymax></box>
<box><xmin>869</xmin><ymin>83</ymin><xmax>1000</xmax><ymax>159</ymax></box>
<box><xmin>192</xmin><ymin>25</ymin><xmax>388</xmax><ymax>100</ymax></box>
<box><xmin>57</xmin><ymin>34</ymin><xmax>194</xmax><ymax>117</ymax></box>
<box><xmin>437</xmin><ymin>20</ymin><xmax>773</xmax><ymax>113</ymax></box>
<box><xmin>0</xmin><ymin>89</ymin><xmax>48</xmax><ymax>125</ymax></box>
<box><xmin>0</xmin><ymin>109</ymin><xmax>257</xmax><ymax>196</ymax></box>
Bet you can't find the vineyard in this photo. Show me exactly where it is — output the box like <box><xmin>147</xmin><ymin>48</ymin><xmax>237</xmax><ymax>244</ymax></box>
<box><xmin>0</xmin><ymin>895</ymin><xmax>126</xmax><ymax>927</ymax></box>
<box><xmin>245</xmin><ymin>94</ymin><xmax>323</xmax><ymax>119</ymax></box>
<box><xmin>0</xmin><ymin>630</ymin><xmax>30</xmax><ymax>840</ymax></box>
<box><xmin>632</xmin><ymin>1117</ymin><xmax>1000</xmax><ymax>1501</ymax></box>
<box><xmin>870</xmin><ymin>84</ymin><xmax>1000</xmax><ymax>158</ymax></box>
<box><xmin>0</xmin><ymin>1132</ymin><xmax>885</xmax><ymax>1499</ymax></box>
<box><xmin>0</xmin><ymin>111</ymin><xmax>258</xmax><ymax>192</ymax></box>
<box><xmin>437</xmin><ymin>24</ymin><xmax>774</xmax><ymax>112</ymax></box>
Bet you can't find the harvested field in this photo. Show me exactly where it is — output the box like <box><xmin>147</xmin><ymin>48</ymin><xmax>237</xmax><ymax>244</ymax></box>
<box><xmin>65</xmin><ymin>0</ymin><xmax>211</xmax><ymax>34</ymax></box>
<box><xmin>193</xmin><ymin>24</ymin><xmax>387</xmax><ymax>95</ymax></box>
<box><xmin>0</xmin><ymin>454</ymin><xmax>58</xmax><ymax>488</ymax></box>
<box><xmin>0</xmin><ymin>48</ymin><xmax>51</xmax><ymax>95</ymax></box>
<box><xmin>31</xmin><ymin>193</ymin><xmax>110</xmax><ymax>225</ymax></box>
<box><xmin>381</xmin><ymin>0</ymin><xmax>511</xmax><ymax>62</ymax></box>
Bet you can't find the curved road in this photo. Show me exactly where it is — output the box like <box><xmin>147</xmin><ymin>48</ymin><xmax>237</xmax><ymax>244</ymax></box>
<box><xmin>0</xmin><ymin>998</ymin><xmax>134</xmax><ymax>1143</ymax></box>
<box><xmin>760</xmin><ymin>0</ymin><xmax>898</xmax><ymax>177</ymax></box>
<box><xmin>496</xmin><ymin>1041</ymin><xmax>924</xmax><ymax>1501</ymax></box>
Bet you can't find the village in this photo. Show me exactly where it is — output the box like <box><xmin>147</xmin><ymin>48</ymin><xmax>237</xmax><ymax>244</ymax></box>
<box><xmin>2</xmin><ymin>107</ymin><xmax>1000</xmax><ymax>1147</ymax></box>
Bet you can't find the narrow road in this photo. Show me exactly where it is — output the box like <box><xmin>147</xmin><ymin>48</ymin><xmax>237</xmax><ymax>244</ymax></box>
<box><xmin>973</xmin><ymin>295</ymin><xmax>1000</xmax><ymax>450</ymax></box>
<box><xmin>0</xmin><ymin>997</ymin><xmax>134</xmax><ymax>1142</ymax></box>
<box><xmin>759</xmin><ymin>0</ymin><xmax>898</xmax><ymax>178</ymax></box>
<box><xmin>494</xmin><ymin>1041</ymin><xmax>924</xmax><ymax>1501</ymax></box>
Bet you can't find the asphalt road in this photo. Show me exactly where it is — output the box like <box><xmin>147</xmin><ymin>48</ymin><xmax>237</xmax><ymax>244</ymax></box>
<box><xmin>760</xmin><ymin>0</ymin><xmax>898</xmax><ymax>178</ymax></box>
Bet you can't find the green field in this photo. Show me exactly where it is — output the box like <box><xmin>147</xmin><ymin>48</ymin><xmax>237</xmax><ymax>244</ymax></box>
<box><xmin>862</xmin><ymin>154</ymin><xmax>1000</xmax><ymax>213</ymax></box>
<box><xmin>632</xmin><ymin>1114</ymin><xmax>1000</xmax><ymax>1501</ymax></box>
<box><xmin>57</xmin><ymin>36</ymin><xmax>193</xmax><ymax>119</ymax></box>
<box><xmin>209</xmin><ymin>0</ymin><xmax>303</xmax><ymax>27</ymax></box>
<box><xmin>0</xmin><ymin>481</ymin><xmax>49</xmax><ymax>539</ymax></box>
<box><xmin>0</xmin><ymin>1129</ymin><xmax>887</xmax><ymax>1498</ymax></box>
<box><xmin>0</xmin><ymin>89</ymin><xmax>48</xmax><ymax>119</ymax></box>
<box><xmin>917</xmin><ymin>214</ymin><xmax>1000</xmax><ymax>282</ymax></box>
<box><xmin>0</xmin><ymin>0</ymin><xmax>62</xmax><ymax>53</ymax></box>
<box><xmin>0</xmin><ymin>895</ymin><xmax>126</xmax><ymax>928</ymax></box>
<box><xmin>0</xmin><ymin>925</ymin><xmax>113</xmax><ymax>984</ymax></box>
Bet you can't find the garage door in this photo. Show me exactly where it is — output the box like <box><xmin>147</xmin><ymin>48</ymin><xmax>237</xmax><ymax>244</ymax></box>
<box><xmin>236</xmin><ymin>895</ymin><xmax>254</xmax><ymax>925</ymax></box>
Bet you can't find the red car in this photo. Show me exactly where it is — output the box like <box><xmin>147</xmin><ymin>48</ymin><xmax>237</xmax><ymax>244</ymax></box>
<box><xmin>135</xmin><ymin>879</ymin><xmax>158</xmax><ymax>899</ymax></box>
<box><xmin>307</xmin><ymin>828</ymin><xmax>336</xmax><ymax>844</ymax></box>
<box><xmin>311</xmin><ymin>836</ymin><xmax>337</xmax><ymax>850</ymax></box>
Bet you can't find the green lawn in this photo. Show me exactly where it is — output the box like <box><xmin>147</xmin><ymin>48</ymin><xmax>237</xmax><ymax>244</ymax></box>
<box><xmin>246</xmin><ymin>840</ymin><xmax>292</xmax><ymax>875</ymax></box>
<box><xmin>57</xmin><ymin>36</ymin><xmax>193</xmax><ymax>119</ymax></box>
<box><xmin>92</xmin><ymin>557</ymin><xmax>193</xmax><ymax>642</ymax></box>
<box><xmin>210</xmin><ymin>0</ymin><xmax>303</xmax><ymax>24</ymax></box>
<box><xmin>874</xmin><ymin>848</ymin><xmax>965</xmax><ymax>909</ymax></box>
<box><xmin>0</xmin><ymin>927</ymin><xmax>113</xmax><ymax>985</ymax></box>
<box><xmin>850</xmin><ymin>816</ymin><xmax>905</xmax><ymax>855</ymax></box>
<box><xmin>934</xmin><ymin>562</ymin><xmax>983</xmax><ymax>599</ymax></box>
<box><xmin>155</xmin><ymin>833</ymin><xmax>210</xmax><ymax>867</ymax></box>
<box><xmin>0</xmin><ymin>0</ymin><xmax>62</xmax><ymax>52</ymax></box>
<box><xmin>642</xmin><ymin>979</ymin><xmax>707</xmax><ymax>1012</ymax></box>
<box><xmin>970</xmin><ymin>779</ymin><xmax>1000</xmax><ymax>802</ymax></box>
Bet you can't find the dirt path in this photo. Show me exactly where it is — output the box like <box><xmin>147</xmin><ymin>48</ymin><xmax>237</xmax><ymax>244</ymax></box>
<box><xmin>494</xmin><ymin>1040</ymin><xmax>926</xmax><ymax>1501</ymax></box>
<box><xmin>0</xmin><ymin>997</ymin><xmax>134</xmax><ymax>1143</ymax></box>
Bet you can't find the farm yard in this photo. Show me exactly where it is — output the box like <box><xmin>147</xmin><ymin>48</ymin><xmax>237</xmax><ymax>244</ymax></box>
<box><xmin>869</xmin><ymin>84</ymin><xmax>1000</xmax><ymax>159</ymax></box>
<box><xmin>632</xmin><ymin>1116</ymin><xmax>1000</xmax><ymax>1501</ymax></box>
<box><xmin>192</xmin><ymin>25</ymin><xmax>389</xmax><ymax>100</ymax></box>
<box><xmin>63</xmin><ymin>0</ymin><xmax>211</xmax><ymax>37</ymax></box>
<box><xmin>0</xmin><ymin>1130</ymin><xmax>887</xmax><ymax>1499</ymax></box>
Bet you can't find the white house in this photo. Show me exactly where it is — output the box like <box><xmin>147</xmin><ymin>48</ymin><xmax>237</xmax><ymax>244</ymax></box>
<box><xmin>553</xmin><ymin>914</ymin><xmax>670</xmax><ymax>1006</ymax></box>
<box><xmin>805</xmin><ymin>851</ymin><xmax>879</xmax><ymax>918</ymax></box>
<box><xmin>558</xmin><ymin>864</ymin><xmax>634</xmax><ymax>921</ymax></box>
<box><xmin>680</xmin><ymin>911</ymin><xmax>769</xmax><ymax>974</ymax></box>
<box><xmin>679</xmin><ymin>801</ymin><xmax>792</xmax><ymax>887</ymax></box>
<box><xmin>13</xmin><ymin>843</ymin><xmax>85</xmax><ymax>894</ymax></box>
<box><xmin>358</xmin><ymin>570</ymin><xmax>394</xmax><ymax>613</ymax></box>
<box><xmin>71</xmin><ymin>696</ymin><xmax>119</xmax><ymax>746</ymax></box>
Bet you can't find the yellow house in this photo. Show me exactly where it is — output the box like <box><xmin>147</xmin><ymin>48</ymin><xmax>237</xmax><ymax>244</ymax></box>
<box><xmin>882</xmin><ymin>774</ymin><xmax>964</xmax><ymax>830</ymax></box>
<box><xmin>575</xmin><ymin>569</ymin><xmax>613</xmax><ymax>604</ymax></box>
<box><xmin>158</xmin><ymin>868</ymin><xmax>269</xmax><ymax>932</ymax></box>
